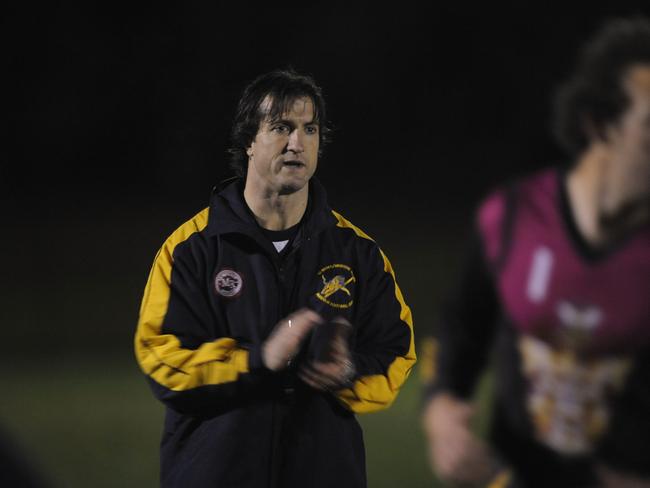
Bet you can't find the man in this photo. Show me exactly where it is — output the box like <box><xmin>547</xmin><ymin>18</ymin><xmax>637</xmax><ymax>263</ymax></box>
<box><xmin>135</xmin><ymin>69</ymin><xmax>415</xmax><ymax>488</ymax></box>
<box><xmin>422</xmin><ymin>17</ymin><xmax>650</xmax><ymax>488</ymax></box>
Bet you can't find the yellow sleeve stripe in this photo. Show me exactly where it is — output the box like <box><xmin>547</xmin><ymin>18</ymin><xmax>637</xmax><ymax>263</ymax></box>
<box><xmin>134</xmin><ymin>208</ymin><xmax>250</xmax><ymax>392</ymax></box>
<box><xmin>331</xmin><ymin>211</ymin><xmax>417</xmax><ymax>413</ymax></box>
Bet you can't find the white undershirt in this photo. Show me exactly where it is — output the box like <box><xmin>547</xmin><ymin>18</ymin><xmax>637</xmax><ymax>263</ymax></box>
<box><xmin>272</xmin><ymin>240</ymin><xmax>289</xmax><ymax>253</ymax></box>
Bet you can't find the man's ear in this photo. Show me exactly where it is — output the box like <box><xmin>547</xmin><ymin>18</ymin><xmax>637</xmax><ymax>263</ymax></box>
<box><xmin>246</xmin><ymin>145</ymin><xmax>253</xmax><ymax>158</ymax></box>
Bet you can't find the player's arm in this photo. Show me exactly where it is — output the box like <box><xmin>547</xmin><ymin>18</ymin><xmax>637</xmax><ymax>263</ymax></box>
<box><xmin>134</xmin><ymin>217</ymin><xmax>261</xmax><ymax>415</ymax></box>
<box><xmin>424</xmin><ymin>230</ymin><xmax>500</xmax><ymax>400</ymax></box>
<box><xmin>332</xmin><ymin>242</ymin><xmax>416</xmax><ymax>414</ymax></box>
<box><xmin>335</xmin><ymin>245</ymin><xmax>415</xmax><ymax>414</ymax></box>
<box><xmin>298</xmin><ymin>213</ymin><xmax>415</xmax><ymax>412</ymax></box>
<box><xmin>134</xmin><ymin>212</ymin><xmax>318</xmax><ymax>415</ymax></box>
<box><xmin>298</xmin><ymin>244</ymin><xmax>415</xmax><ymax>412</ymax></box>
<box><xmin>421</xmin><ymin>230</ymin><xmax>502</xmax><ymax>485</ymax></box>
<box><xmin>595</xmin><ymin>349</ymin><xmax>650</xmax><ymax>486</ymax></box>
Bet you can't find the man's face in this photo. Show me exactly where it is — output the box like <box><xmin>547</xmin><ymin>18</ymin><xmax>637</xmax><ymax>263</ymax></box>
<box><xmin>602</xmin><ymin>64</ymin><xmax>650</xmax><ymax>202</ymax></box>
<box><xmin>245</xmin><ymin>96</ymin><xmax>319</xmax><ymax>195</ymax></box>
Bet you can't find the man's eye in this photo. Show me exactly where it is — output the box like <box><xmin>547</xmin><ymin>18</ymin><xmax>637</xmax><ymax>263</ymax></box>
<box><xmin>305</xmin><ymin>126</ymin><xmax>319</xmax><ymax>134</ymax></box>
<box><xmin>272</xmin><ymin>125</ymin><xmax>289</xmax><ymax>133</ymax></box>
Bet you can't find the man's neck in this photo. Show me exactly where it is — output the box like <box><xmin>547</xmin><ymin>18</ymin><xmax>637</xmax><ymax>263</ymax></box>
<box><xmin>567</xmin><ymin>146</ymin><xmax>649</xmax><ymax>247</ymax></box>
<box><xmin>243</xmin><ymin>181</ymin><xmax>309</xmax><ymax>231</ymax></box>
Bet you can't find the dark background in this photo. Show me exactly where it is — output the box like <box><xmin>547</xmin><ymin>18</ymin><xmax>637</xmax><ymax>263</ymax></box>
<box><xmin>2</xmin><ymin>3</ymin><xmax>650</xmax><ymax>487</ymax></box>
<box><xmin>6</xmin><ymin>3</ymin><xmax>650</xmax><ymax>354</ymax></box>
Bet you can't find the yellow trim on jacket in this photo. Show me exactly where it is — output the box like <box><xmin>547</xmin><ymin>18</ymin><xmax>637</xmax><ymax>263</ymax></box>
<box><xmin>134</xmin><ymin>208</ymin><xmax>250</xmax><ymax>391</ymax></box>
<box><xmin>331</xmin><ymin>211</ymin><xmax>417</xmax><ymax>413</ymax></box>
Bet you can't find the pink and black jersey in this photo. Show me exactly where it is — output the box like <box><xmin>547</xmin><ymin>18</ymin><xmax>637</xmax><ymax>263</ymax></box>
<box><xmin>428</xmin><ymin>168</ymin><xmax>650</xmax><ymax>487</ymax></box>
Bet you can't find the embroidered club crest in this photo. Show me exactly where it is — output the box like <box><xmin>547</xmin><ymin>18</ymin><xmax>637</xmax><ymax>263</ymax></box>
<box><xmin>315</xmin><ymin>264</ymin><xmax>355</xmax><ymax>309</ymax></box>
<box><xmin>215</xmin><ymin>269</ymin><xmax>243</xmax><ymax>298</ymax></box>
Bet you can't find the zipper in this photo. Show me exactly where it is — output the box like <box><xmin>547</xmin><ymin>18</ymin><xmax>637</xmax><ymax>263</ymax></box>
<box><xmin>268</xmin><ymin>236</ymin><xmax>306</xmax><ymax>488</ymax></box>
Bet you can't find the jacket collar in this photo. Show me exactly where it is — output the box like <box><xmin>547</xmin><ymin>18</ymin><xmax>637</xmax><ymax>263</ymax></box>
<box><xmin>207</xmin><ymin>177</ymin><xmax>337</xmax><ymax>240</ymax></box>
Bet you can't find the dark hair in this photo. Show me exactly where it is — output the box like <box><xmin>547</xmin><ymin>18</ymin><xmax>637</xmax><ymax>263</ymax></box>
<box><xmin>552</xmin><ymin>16</ymin><xmax>650</xmax><ymax>156</ymax></box>
<box><xmin>228</xmin><ymin>69</ymin><xmax>332</xmax><ymax>177</ymax></box>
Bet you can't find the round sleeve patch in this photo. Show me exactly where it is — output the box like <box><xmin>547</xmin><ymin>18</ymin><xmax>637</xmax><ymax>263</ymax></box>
<box><xmin>215</xmin><ymin>269</ymin><xmax>244</xmax><ymax>298</ymax></box>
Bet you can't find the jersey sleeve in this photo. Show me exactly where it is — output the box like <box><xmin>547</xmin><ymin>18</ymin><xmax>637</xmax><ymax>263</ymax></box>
<box><xmin>421</xmin><ymin>186</ymin><xmax>512</xmax><ymax>402</ymax></box>
<box><xmin>134</xmin><ymin>209</ymin><xmax>269</xmax><ymax>415</ymax></box>
<box><xmin>330</xmin><ymin>213</ymin><xmax>416</xmax><ymax>413</ymax></box>
<box><xmin>422</xmin><ymin>230</ymin><xmax>501</xmax><ymax>401</ymax></box>
<box><xmin>595</xmin><ymin>349</ymin><xmax>650</xmax><ymax>477</ymax></box>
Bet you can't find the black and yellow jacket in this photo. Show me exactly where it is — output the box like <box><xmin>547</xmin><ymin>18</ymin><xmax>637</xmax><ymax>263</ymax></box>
<box><xmin>134</xmin><ymin>178</ymin><xmax>416</xmax><ymax>488</ymax></box>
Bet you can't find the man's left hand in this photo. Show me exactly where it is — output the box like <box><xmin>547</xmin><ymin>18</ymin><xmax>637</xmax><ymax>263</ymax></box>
<box><xmin>299</xmin><ymin>317</ymin><xmax>355</xmax><ymax>391</ymax></box>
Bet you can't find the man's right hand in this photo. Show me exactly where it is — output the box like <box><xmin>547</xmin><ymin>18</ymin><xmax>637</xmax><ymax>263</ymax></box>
<box><xmin>262</xmin><ymin>308</ymin><xmax>323</xmax><ymax>371</ymax></box>
<box><xmin>422</xmin><ymin>392</ymin><xmax>498</xmax><ymax>485</ymax></box>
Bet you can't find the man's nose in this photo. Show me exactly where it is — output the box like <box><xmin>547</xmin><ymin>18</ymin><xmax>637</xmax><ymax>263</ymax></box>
<box><xmin>287</xmin><ymin>129</ymin><xmax>304</xmax><ymax>153</ymax></box>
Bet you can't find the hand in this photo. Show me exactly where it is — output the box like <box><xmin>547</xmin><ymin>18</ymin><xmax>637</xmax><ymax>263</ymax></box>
<box><xmin>262</xmin><ymin>308</ymin><xmax>323</xmax><ymax>371</ymax></box>
<box><xmin>596</xmin><ymin>464</ymin><xmax>650</xmax><ymax>488</ymax></box>
<box><xmin>422</xmin><ymin>392</ymin><xmax>498</xmax><ymax>485</ymax></box>
<box><xmin>299</xmin><ymin>317</ymin><xmax>355</xmax><ymax>391</ymax></box>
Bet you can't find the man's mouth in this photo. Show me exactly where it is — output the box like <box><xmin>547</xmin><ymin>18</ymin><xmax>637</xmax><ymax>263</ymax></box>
<box><xmin>283</xmin><ymin>160</ymin><xmax>305</xmax><ymax>168</ymax></box>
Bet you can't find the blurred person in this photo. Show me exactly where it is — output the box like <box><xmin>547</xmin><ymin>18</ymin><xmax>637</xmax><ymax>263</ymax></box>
<box><xmin>134</xmin><ymin>69</ymin><xmax>415</xmax><ymax>488</ymax></box>
<box><xmin>421</xmin><ymin>17</ymin><xmax>650</xmax><ymax>488</ymax></box>
<box><xmin>0</xmin><ymin>426</ymin><xmax>50</xmax><ymax>488</ymax></box>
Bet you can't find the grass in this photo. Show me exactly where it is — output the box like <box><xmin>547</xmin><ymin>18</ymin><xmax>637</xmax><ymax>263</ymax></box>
<box><xmin>1</xmin><ymin>355</ymin><xmax>492</xmax><ymax>487</ymax></box>
<box><xmin>1</xmin><ymin>356</ymin><xmax>163</xmax><ymax>487</ymax></box>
